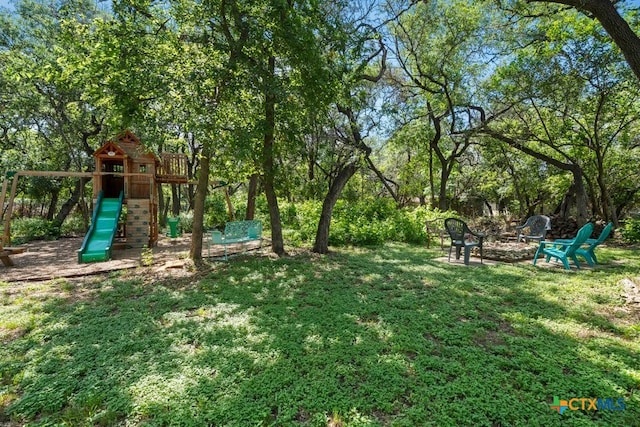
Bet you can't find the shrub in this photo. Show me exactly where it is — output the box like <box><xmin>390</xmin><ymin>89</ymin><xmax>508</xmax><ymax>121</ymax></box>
<box><xmin>178</xmin><ymin>211</ymin><xmax>194</xmax><ymax>233</ymax></box>
<box><xmin>281</xmin><ymin>203</ymin><xmax>299</xmax><ymax>227</ymax></box>
<box><xmin>9</xmin><ymin>217</ymin><xmax>59</xmax><ymax>243</ymax></box>
<box><xmin>227</xmin><ymin>194</ymin><xmax>270</xmax><ymax>228</ymax></box>
<box><xmin>620</xmin><ymin>218</ymin><xmax>640</xmax><ymax>243</ymax></box>
<box><xmin>204</xmin><ymin>194</ymin><xmax>228</xmax><ymax>230</ymax></box>
<box><xmin>278</xmin><ymin>200</ymin><xmax>321</xmax><ymax>245</ymax></box>
<box><xmin>281</xmin><ymin>198</ymin><xmax>456</xmax><ymax>247</ymax></box>
<box><xmin>60</xmin><ymin>213</ymin><xmax>86</xmax><ymax>237</ymax></box>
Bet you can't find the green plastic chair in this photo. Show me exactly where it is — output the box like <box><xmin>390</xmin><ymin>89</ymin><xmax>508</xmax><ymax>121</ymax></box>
<box><xmin>533</xmin><ymin>222</ymin><xmax>594</xmax><ymax>270</ymax></box>
<box><xmin>553</xmin><ymin>222</ymin><xmax>613</xmax><ymax>267</ymax></box>
<box><xmin>444</xmin><ymin>218</ymin><xmax>484</xmax><ymax>265</ymax></box>
<box><xmin>516</xmin><ymin>215</ymin><xmax>551</xmax><ymax>243</ymax></box>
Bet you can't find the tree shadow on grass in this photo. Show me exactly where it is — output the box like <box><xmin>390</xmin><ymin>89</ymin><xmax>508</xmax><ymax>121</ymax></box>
<box><xmin>1</xmin><ymin>244</ymin><xmax>638</xmax><ymax>426</ymax></box>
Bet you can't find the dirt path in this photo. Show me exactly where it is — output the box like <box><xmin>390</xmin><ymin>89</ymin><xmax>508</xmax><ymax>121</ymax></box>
<box><xmin>0</xmin><ymin>235</ymin><xmax>263</xmax><ymax>282</ymax></box>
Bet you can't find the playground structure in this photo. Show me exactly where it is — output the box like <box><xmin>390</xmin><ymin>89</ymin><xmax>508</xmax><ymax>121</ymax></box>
<box><xmin>77</xmin><ymin>190</ymin><xmax>124</xmax><ymax>263</ymax></box>
<box><xmin>1</xmin><ymin>131</ymin><xmax>190</xmax><ymax>263</ymax></box>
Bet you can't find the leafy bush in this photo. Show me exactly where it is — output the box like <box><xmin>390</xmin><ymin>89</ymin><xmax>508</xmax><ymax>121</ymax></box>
<box><xmin>278</xmin><ymin>200</ymin><xmax>321</xmax><ymax>245</ymax></box>
<box><xmin>177</xmin><ymin>211</ymin><xmax>194</xmax><ymax>233</ymax></box>
<box><xmin>60</xmin><ymin>213</ymin><xmax>86</xmax><ymax>237</ymax></box>
<box><xmin>620</xmin><ymin>218</ymin><xmax>640</xmax><ymax>243</ymax></box>
<box><xmin>281</xmin><ymin>202</ymin><xmax>299</xmax><ymax>227</ymax></box>
<box><xmin>9</xmin><ymin>217</ymin><xmax>60</xmax><ymax>243</ymax></box>
<box><xmin>204</xmin><ymin>193</ymin><xmax>228</xmax><ymax>230</ymax></box>
<box><xmin>281</xmin><ymin>198</ymin><xmax>456</xmax><ymax>247</ymax></box>
<box><xmin>226</xmin><ymin>193</ymin><xmax>271</xmax><ymax>228</ymax></box>
<box><xmin>397</xmin><ymin>205</ymin><xmax>455</xmax><ymax>244</ymax></box>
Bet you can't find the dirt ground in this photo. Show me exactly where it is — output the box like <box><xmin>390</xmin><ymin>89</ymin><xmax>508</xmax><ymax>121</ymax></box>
<box><xmin>1</xmin><ymin>234</ymin><xmax>264</xmax><ymax>282</ymax></box>
<box><xmin>3</xmin><ymin>235</ymin><xmax>619</xmax><ymax>283</ymax></box>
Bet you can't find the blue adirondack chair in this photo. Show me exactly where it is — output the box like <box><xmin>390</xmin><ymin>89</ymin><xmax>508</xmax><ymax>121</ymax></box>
<box><xmin>533</xmin><ymin>222</ymin><xmax>594</xmax><ymax>270</ymax></box>
<box><xmin>553</xmin><ymin>222</ymin><xmax>613</xmax><ymax>267</ymax></box>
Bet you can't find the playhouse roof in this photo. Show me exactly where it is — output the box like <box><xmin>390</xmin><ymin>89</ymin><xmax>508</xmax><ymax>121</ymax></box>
<box><xmin>94</xmin><ymin>131</ymin><xmax>159</xmax><ymax>163</ymax></box>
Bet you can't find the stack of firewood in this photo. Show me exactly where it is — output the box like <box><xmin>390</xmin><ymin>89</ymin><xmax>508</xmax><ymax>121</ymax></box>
<box><xmin>547</xmin><ymin>215</ymin><xmax>579</xmax><ymax>239</ymax></box>
<box><xmin>469</xmin><ymin>217</ymin><xmax>505</xmax><ymax>242</ymax></box>
<box><xmin>547</xmin><ymin>217</ymin><xmax>610</xmax><ymax>240</ymax></box>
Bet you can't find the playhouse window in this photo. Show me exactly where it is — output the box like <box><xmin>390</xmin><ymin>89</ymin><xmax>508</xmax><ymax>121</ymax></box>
<box><xmin>102</xmin><ymin>162</ymin><xmax>124</xmax><ymax>173</ymax></box>
<box><xmin>139</xmin><ymin>164</ymin><xmax>147</xmax><ymax>173</ymax></box>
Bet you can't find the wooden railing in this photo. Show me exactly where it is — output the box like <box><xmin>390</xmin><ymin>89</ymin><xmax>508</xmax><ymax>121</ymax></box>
<box><xmin>156</xmin><ymin>153</ymin><xmax>188</xmax><ymax>184</ymax></box>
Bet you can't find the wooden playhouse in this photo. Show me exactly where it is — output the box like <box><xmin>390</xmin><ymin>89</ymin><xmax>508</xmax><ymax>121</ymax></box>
<box><xmin>92</xmin><ymin>131</ymin><xmax>188</xmax><ymax>248</ymax></box>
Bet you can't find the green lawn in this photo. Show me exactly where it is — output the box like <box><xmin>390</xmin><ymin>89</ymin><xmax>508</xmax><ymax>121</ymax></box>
<box><xmin>1</xmin><ymin>244</ymin><xmax>639</xmax><ymax>426</ymax></box>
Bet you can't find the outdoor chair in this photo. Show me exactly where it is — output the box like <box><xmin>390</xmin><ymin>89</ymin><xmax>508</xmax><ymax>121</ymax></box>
<box><xmin>516</xmin><ymin>215</ymin><xmax>551</xmax><ymax>243</ymax></box>
<box><xmin>444</xmin><ymin>218</ymin><xmax>484</xmax><ymax>265</ymax></box>
<box><xmin>425</xmin><ymin>217</ymin><xmax>447</xmax><ymax>250</ymax></box>
<box><xmin>553</xmin><ymin>221</ymin><xmax>613</xmax><ymax>267</ymax></box>
<box><xmin>533</xmin><ymin>222</ymin><xmax>594</xmax><ymax>270</ymax></box>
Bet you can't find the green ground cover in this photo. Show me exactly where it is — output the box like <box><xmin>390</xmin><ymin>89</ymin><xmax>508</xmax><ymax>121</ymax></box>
<box><xmin>1</xmin><ymin>244</ymin><xmax>639</xmax><ymax>426</ymax></box>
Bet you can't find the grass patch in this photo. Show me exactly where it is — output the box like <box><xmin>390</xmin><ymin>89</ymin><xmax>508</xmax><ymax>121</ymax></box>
<box><xmin>1</xmin><ymin>244</ymin><xmax>639</xmax><ymax>426</ymax></box>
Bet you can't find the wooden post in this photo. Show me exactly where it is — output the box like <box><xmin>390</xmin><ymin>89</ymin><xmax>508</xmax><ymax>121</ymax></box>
<box><xmin>150</xmin><ymin>174</ymin><xmax>158</xmax><ymax>246</ymax></box>
<box><xmin>4</xmin><ymin>173</ymin><xmax>20</xmax><ymax>245</ymax></box>
<box><xmin>0</xmin><ymin>173</ymin><xmax>10</xmax><ymax>246</ymax></box>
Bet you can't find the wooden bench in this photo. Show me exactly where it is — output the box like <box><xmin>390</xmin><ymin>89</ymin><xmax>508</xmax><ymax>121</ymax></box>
<box><xmin>425</xmin><ymin>218</ymin><xmax>447</xmax><ymax>250</ymax></box>
<box><xmin>1</xmin><ymin>246</ymin><xmax>26</xmax><ymax>267</ymax></box>
<box><xmin>207</xmin><ymin>220</ymin><xmax>262</xmax><ymax>260</ymax></box>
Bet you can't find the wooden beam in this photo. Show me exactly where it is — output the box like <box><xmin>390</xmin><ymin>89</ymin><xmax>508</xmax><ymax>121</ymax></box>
<box><xmin>0</xmin><ymin>175</ymin><xmax>9</xmax><ymax>246</ymax></box>
<box><xmin>14</xmin><ymin>170</ymin><xmax>161</xmax><ymax>179</ymax></box>
<box><xmin>4</xmin><ymin>174</ymin><xmax>19</xmax><ymax>245</ymax></box>
<box><xmin>15</xmin><ymin>170</ymin><xmax>93</xmax><ymax>178</ymax></box>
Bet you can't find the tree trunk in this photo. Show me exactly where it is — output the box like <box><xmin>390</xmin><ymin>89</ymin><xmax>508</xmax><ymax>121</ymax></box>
<box><xmin>556</xmin><ymin>169</ymin><xmax>588</xmax><ymax>226</ymax></box>
<box><xmin>595</xmin><ymin>153</ymin><xmax>615</xmax><ymax>222</ymax></box>
<box><xmin>46</xmin><ymin>189</ymin><xmax>59</xmax><ymax>221</ymax></box>
<box><xmin>573</xmin><ymin>168</ymin><xmax>589</xmax><ymax>226</ymax></box>
<box><xmin>52</xmin><ymin>178</ymin><xmax>86</xmax><ymax>230</ymax></box>
<box><xmin>157</xmin><ymin>183</ymin><xmax>165</xmax><ymax>228</ymax></box>
<box><xmin>484</xmin><ymin>200</ymin><xmax>493</xmax><ymax>216</ymax></box>
<box><xmin>171</xmin><ymin>183</ymin><xmax>180</xmax><ymax>217</ymax></box>
<box><xmin>263</xmin><ymin>55</ymin><xmax>285</xmax><ymax>256</ymax></box>
<box><xmin>187</xmin><ymin>136</ymin><xmax>199</xmax><ymax>211</ymax></box>
<box><xmin>429</xmin><ymin>144</ymin><xmax>436</xmax><ymax>208</ymax></box>
<box><xmin>438</xmin><ymin>165</ymin><xmax>451</xmax><ymax>211</ymax></box>
<box><xmin>79</xmin><ymin>190</ymin><xmax>90</xmax><ymax>232</ymax></box>
<box><xmin>189</xmin><ymin>148</ymin><xmax>211</xmax><ymax>261</ymax></box>
<box><xmin>313</xmin><ymin>162</ymin><xmax>359</xmax><ymax>254</ymax></box>
<box><xmin>245</xmin><ymin>173</ymin><xmax>259</xmax><ymax>220</ymax></box>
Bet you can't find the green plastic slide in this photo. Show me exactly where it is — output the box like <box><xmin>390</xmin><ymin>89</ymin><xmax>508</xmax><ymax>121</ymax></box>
<box><xmin>77</xmin><ymin>190</ymin><xmax>124</xmax><ymax>263</ymax></box>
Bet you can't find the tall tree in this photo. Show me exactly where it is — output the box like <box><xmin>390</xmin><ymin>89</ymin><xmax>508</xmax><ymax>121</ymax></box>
<box><xmin>311</xmin><ymin>1</ymin><xmax>391</xmax><ymax>254</ymax></box>
<box><xmin>527</xmin><ymin>0</ymin><xmax>640</xmax><ymax>82</ymax></box>
<box><xmin>1</xmin><ymin>0</ymin><xmax>109</xmax><ymax>228</ymax></box>
<box><xmin>209</xmin><ymin>0</ymin><xmax>341</xmax><ymax>256</ymax></box>
<box><xmin>388</xmin><ymin>0</ymin><xmax>497</xmax><ymax>210</ymax></box>
<box><xmin>480</xmin><ymin>3</ymin><xmax>640</xmax><ymax>223</ymax></box>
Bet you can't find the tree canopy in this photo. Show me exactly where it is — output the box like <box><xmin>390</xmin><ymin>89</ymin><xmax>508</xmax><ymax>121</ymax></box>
<box><xmin>2</xmin><ymin>0</ymin><xmax>640</xmax><ymax>256</ymax></box>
